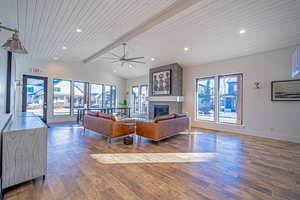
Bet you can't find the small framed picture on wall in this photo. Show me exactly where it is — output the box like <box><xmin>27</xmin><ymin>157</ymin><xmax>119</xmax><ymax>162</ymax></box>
<box><xmin>271</xmin><ymin>79</ymin><xmax>300</xmax><ymax>101</ymax></box>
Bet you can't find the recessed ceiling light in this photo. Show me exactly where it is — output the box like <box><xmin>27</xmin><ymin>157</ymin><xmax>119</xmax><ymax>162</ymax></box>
<box><xmin>113</xmin><ymin>70</ymin><xmax>117</xmax><ymax>73</ymax></box>
<box><xmin>151</xmin><ymin>58</ymin><xmax>155</xmax><ymax>61</ymax></box>
<box><xmin>53</xmin><ymin>57</ymin><xmax>59</xmax><ymax>60</ymax></box>
<box><xmin>62</xmin><ymin>46</ymin><xmax>67</xmax><ymax>50</ymax></box>
<box><xmin>76</xmin><ymin>28</ymin><xmax>82</xmax><ymax>33</ymax></box>
<box><xmin>128</xmin><ymin>64</ymin><xmax>133</xmax><ymax>68</ymax></box>
<box><xmin>239</xmin><ymin>29</ymin><xmax>246</xmax><ymax>34</ymax></box>
<box><xmin>184</xmin><ymin>47</ymin><xmax>189</xmax><ymax>51</ymax></box>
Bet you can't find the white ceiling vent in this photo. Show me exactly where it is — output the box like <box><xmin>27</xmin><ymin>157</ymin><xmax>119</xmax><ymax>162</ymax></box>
<box><xmin>292</xmin><ymin>46</ymin><xmax>300</xmax><ymax>78</ymax></box>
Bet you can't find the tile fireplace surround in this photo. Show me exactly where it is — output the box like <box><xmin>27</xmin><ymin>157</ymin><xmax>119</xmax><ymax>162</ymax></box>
<box><xmin>148</xmin><ymin>63</ymin><xmax>183</xmax><ymax>119</ymax></box>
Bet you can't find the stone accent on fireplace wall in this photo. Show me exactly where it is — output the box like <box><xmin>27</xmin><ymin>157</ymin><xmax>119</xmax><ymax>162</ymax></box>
<box><xmin>149</xmin><ymin>63</ymin><xmax>183</xmax><ymax>96</ymax></box>
<box><xmin>149</xmin><ymin>63</ymin><xmax>183</xmax><ymax>119</ymax></box>
<box><xmin>149</xmin><ymin>101</ymin><xmax>182</xmax><ymax>119</ymax></box>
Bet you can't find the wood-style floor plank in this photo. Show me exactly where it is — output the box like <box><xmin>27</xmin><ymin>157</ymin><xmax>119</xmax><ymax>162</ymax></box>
<box><xmin>4</xmin><ymin>124</ymin><xmax>300</xmax><ymax>200</ymax></box>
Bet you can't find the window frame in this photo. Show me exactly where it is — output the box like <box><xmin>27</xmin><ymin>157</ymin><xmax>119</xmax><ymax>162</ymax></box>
<box><xmin>53</xmin><ymin>78</ymin><xmax>72</xmax><ymax>116</ymax></box>
<box><xmin>195</xmin><ymin>73</ymin><xmax>243</xmax><ymax>125</ymax></box>
<box><xmin>72</xmin><ymin>81</ymin><xmax>89</xmax><ymax>115</ymax></box>
<box><xmin>88</xmin><ymin>83</ymin><xmax>104</xmax><ymax>109</ymax></box>
<box><xmin>131</xmin><ymin>85</ymin><xmax>149</xmax><ymax>114</ymax></box>
<box><xmin>140</xmin><ymin>84</ymin><xmax>149</xmax><ymax>113</ymax></box>
<box><xmin>195</xmin><ymin>76</ymin><xmax>216</xmax><ymax>122</ymax></box>
<box><xmin>104</xmin><ymin>85</ymin><xmax>112</xmax><ymax>108</ymax></box>
<box><xmin>131</xmin><ymin>86</ymin><xmax>140</xmax><ymax>113</ymax></box>
<box><xmin>111</xmin><ymin>85</ymin><xmax>117</xmax><ymax>108</ymax></box>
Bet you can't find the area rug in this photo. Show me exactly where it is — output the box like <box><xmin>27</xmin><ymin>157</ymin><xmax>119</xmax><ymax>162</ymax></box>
<box><xmin>90</xmin><ymin>152</ymin><xmax>217</xmax><ymax>164</ymax></box>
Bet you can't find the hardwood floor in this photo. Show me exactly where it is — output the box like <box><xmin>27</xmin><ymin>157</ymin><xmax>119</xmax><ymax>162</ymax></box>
<box><xmin>4</xmin><ymin>124</ymin><xmax>300</xmax><ymax>200</ymax></box>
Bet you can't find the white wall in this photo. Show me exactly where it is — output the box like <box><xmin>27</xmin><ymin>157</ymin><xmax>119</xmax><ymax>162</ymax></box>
<box><xmin>15</xmin><ymin>59</ymin><xmax>127</xmax><ymax>123</ymax></box>
<box><xmin>126</xmin><ymin>75</ymin><xmax>149</xmax><ymax>107</ymax></box>
<box><xmin>183</xmin><ymin>46</ymin><xmax>300</xmax><ymax>143</ymax></box>
<box><xmin>0</xmin><ymin>49</ymin><xmax>7</xmax><ymax>114</ymax></box>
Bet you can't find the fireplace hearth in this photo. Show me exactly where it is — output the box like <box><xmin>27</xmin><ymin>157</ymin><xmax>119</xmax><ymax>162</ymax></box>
<box><xmin>154</xmin><ymin>105</ymin><xmax>169</xmax><ymax>117</ymax></box>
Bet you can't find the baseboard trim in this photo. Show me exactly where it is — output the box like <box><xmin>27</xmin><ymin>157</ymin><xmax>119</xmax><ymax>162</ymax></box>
<box><xmin>191</xmin><ymin>126</ymin><xmax>300</xmax><ymax>144</ymax></box>
<box><xmin>48</xmin><ymin>121</ymin><xmax>77</xmax><ymax>126</ymax></box>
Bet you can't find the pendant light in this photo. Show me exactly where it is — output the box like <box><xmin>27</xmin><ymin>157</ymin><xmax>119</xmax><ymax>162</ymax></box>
<box><xmin>0</xmin><ymin>0</ymin><xmax>27</xmax><ymax>54</ymax></box>
<box><xmin>1</xmin><ymin>29</ymin><xmax>28</xmax><ymax>54</ymax></box>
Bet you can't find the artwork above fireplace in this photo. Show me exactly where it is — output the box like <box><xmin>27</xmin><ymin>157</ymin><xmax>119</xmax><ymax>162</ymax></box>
<box><xmin>154</xmin><ymin>105</ymin><xmax>169</xmax><ymax>117</ymax></box>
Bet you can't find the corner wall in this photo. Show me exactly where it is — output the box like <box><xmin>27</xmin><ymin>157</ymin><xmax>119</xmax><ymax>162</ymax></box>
<box><xmin>15</xmin><ymin>59</ymin><xmax>127</xmax><ymax>123</ymax></box>
<box><xmin>183</xmin><ymin>46</ymin><xmax>300</xmax><ymax>143</ymax></box>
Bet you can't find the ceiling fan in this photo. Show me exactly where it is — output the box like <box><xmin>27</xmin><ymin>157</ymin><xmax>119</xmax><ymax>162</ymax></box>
<box><xmin>102</xmin><ymin>43</ymin><xmax>145</xmax><ymax>66</ymax></box>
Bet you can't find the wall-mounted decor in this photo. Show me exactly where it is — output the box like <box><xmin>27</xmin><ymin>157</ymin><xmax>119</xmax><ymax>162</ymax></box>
<box><xmin>152</xmin><ymin>70</ymin><xmax>171</xmax><ymax>96</ymax></box>
<box><xmin>271</xmin><ymin>79</ymin><xmax>300</xmax><ymax>101</ymax></box>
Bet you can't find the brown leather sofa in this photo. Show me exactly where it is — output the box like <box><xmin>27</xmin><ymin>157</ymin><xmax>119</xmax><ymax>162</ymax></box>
<box><xmin>136</xmin><ymin>113</ymin><xmax>189</xmax><ymax>141</ymax></box>
<box><xmin>83</xmin><ymin>111</ymin><xmax>134</xmax><ymax>143</ymax></box>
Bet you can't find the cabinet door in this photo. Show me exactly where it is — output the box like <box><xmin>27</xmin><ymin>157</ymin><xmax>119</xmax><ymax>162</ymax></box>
<box><xmin>2</xmin><ymin>127</ymin><xmax>47</xmax><ymax>188</ymax></box>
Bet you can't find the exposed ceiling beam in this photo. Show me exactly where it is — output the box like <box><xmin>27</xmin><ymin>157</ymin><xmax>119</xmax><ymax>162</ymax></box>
<box><xmin>82</xmin><ymin>0</ymin><xmax>201</xmax><ymax>64</ymax></box>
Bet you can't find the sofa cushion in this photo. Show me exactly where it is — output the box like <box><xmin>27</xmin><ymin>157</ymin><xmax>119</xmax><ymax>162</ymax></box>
<box><xmin>154</xmin><ymin>114</ymin><xmax>176</xmax><ymax>123</ymax></box>
<box><xmin>87</xmin><ymin>111</ymin><xmax>99</xmax><ymax>117</ymax></box>
<box><xmin>175</xmin><ymin>113</ymin><xmax>188</xmax><ymax>118</ymax></box>
<box><xmin>97</xmin><ymin>112</ymin><xmax>116</xmax><ymax>121</ymax></box>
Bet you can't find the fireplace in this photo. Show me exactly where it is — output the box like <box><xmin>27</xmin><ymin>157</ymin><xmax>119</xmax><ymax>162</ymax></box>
<box><xmin>154</xmin><ymin>105</ymin><xmax>169</xmax><ymax>117</ymax></box>
<box><xmin>148</xmin><ymin>63</ymin><xmax>183</xmax><ymax>119</ymax></box>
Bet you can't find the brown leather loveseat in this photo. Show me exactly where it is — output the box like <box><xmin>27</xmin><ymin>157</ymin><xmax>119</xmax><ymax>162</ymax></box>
<box><xmin>136</xmin><ymin>113</ymin><xmax>189</xmax><ymax>141</ymax></box>
<box><xmin>84</xmin><ymin>111</ymin><xmax>134</xmax><ymax>143</ymax></box>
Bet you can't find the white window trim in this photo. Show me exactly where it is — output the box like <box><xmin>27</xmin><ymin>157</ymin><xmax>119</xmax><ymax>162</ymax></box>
<box><xmin>195</xmin><ymin>73</ymin><xmax>243</xmax><ymax>125</ymax></box>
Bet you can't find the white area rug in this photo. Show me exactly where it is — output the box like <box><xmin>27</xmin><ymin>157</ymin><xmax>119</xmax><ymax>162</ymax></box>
<box><xmin>90</xmin><ymin>153</ymin><xmax>217</xmax><ymax>164</ymax></box>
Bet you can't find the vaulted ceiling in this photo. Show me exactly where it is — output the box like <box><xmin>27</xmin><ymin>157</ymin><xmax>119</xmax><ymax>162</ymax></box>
<box><xmin>1</xmin><ymin>0</ymin><xmax>300</xmax><ymax>79</ymax></box>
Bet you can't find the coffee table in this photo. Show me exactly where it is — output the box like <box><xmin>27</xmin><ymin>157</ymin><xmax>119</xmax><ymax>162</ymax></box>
<box><xmin>118</xmin><ymin>118</ymin><xmax>153</xmax><ymax>144</ymax></box>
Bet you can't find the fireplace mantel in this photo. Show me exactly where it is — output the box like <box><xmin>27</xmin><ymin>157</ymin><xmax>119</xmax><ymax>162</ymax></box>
<box><xmin>147</xmin><ymin>96</ymin><xmax>184</xmax><ymax>102</ymax></box>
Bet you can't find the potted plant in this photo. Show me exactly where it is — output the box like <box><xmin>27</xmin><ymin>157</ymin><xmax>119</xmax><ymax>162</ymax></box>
<box><xmin>119</xmin><ymin>99</ymin><xmax>129</xmax><ymax>108</ymax></box>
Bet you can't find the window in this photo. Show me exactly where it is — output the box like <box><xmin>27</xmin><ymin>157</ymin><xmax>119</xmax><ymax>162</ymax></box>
<box><xmin>53</xmin><ymin>79</ymin><xmax>71</xmax><ymax>115</ymax></box>
<box><xmin>140</xmin><ymin>85</ymin><xmax>148</xmax><ymax>113</ymax></box>
<box><xmin>218</xmin><ymin>74</ymin><xmax>242</xmax><ymax>124</ymax></box>
<box><xmin>89</xmin><ymin>84</ymin><xmax>103</xmax><ymax>109</ymax></box>
<box><xmin>131</xmin><ymin>85</ymin><xmax>149</xmax><ymax>113</ymax></box>
<box><xmin>132</xmin><ymin>86</ymin><xmax>139</xmax><ymax>113</ymax></box>
<box><xmin>73</xmin><ymin>81</ymin><xmax>88</xmax><ymax>114</ymax></box>
<box><xmin>196</xmin><ymin>74</ymin><xmax>243</xmax><ymax>124</ymax></box>
<box><xmin>54</xmin><ymin>87</ymin><xmax>61</xmax><ymax>92</ymax></box>
<box><xmin>111</xmin><ymin>86</ymin><xmax>116</xmax><ymax>108</ymax></box>
<box><xmin>104</xmin><ymin>85</ymin><xmax>112</xmax><ymax>108</ymax></box>
<box><xmin>196</xmin><ymin>77</ymin><xmax>215</xmax><ymax>121</ymax></box>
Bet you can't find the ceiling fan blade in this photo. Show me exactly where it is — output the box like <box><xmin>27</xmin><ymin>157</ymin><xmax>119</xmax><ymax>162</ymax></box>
<box><xmin>101</xmin><ymin>57</ymin><xmax>118</xmax><ymax>60</ymax></box>
<box><xmin>111</xmin><ymin>60</ymin><xmax>120</xmax><ymax>63</ymax></box>
<box><xmin>127</xmin><ymin>60</ymin><xmax>146</xmax><ymax>64</ymax></box>
<box><xmin>110</xmin><ymin>52</ymin><xmax>121</xmax><ymax>58</ymax></box>
<box><xmin>125</xmin><ymin>57</ymin><xmax>145</xmax><ymax>61</ymax></box>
